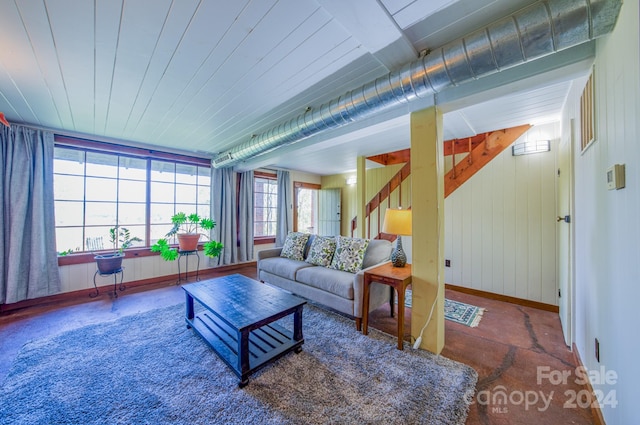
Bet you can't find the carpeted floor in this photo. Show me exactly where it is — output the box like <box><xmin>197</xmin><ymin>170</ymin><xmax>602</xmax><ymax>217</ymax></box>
<box><xmin>0</xmin><ymin>303</ymin><xmax>477</xmax><ymax>425</ymax></box>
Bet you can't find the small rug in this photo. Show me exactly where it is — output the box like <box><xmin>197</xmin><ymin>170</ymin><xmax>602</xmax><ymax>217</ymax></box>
<box><xmin>401</xmin><ymin>290</ymin><xmax>486</xmax><ymax>327</ymax></box>
<box><xmin>0</xmin><ymin>303</ymin><xmax>477</xmax><ymax>424</ymax></box>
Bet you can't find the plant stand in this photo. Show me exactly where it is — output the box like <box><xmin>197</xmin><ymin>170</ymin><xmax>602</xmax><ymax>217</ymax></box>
<box><xmin>176</xmin><ymin>250</ymin><xmax>200</xmax><ymax>285</ymax></box>
<box><xmin>91</xmin><ymin>268</ymin><xmax>125</xmax><ymax>298</ymax></box>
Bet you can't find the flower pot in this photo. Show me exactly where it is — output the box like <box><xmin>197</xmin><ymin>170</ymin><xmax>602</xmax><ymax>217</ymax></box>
<box><xmin>177</xmin><ymin>233</ymin><xmax>201</xmax><ymax>252</ymax></box>
<box><xmin>95</xmin><ymin>253</ymin><xmax>124</xmax><ymax>274</ymax></box>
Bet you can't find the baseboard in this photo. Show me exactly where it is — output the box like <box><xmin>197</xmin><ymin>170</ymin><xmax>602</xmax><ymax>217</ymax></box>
<box><xmin>445</xmin><ymin>283</ymin><xmax>559</xmax><ymax>313</ymax></box>
<box><xmin>572</xmin><ymin>343</ymin><xmax>607</xmax><ymax>425</ymax></box>
<box><xmin>0</xmin><ymin>261</ymin><xmax>257</xmax><ymax>315</ymax></box>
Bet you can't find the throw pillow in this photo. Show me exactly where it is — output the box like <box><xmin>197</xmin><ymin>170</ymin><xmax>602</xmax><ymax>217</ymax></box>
<box><xmin>330</xmin><ymin>236</ymin><xmax>370</xmax><ymax>273</ymax></box>
<box><xmin>280</xmin><ymin>232</ymin><xmax>310</xmax><ymax>261</ymax></box>
<box><xmin>305</xmin><ymin>236</ymin><xmax>337</xmax><ymax>267</ymax></box>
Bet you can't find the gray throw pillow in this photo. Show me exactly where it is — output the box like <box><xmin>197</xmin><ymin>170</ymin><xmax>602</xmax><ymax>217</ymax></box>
<box><xmin>330</xmin><ymin>236</ymin><xmax>370</xmax><ymax>273</ymax></box>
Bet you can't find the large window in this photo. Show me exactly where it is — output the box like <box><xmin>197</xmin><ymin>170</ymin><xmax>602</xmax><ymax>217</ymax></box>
<box><xmin>53</xmin><ymin>138</ymin><xmax>210</xmax><ymax>254</ymax></box>
<box><xmin>254</xmin><ymin>174</ymin><xmax>278</xmax><ymax>240</ymax></box>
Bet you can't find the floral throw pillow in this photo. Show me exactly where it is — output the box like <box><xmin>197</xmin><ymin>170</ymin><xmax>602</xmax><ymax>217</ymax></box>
<box><xmin>330</xmin><ymin>236</ymin><xmax>370</xmax><ymax>273</ymax></box>
<box><xmin>280</xmin><ymin>232</ymin><xmax>310</xmax><ymax>261</ymax></box>
<box><xmin>305</xmin><ymin>236</ymin><xmax>337</xmax><ymax>267</ymax></box>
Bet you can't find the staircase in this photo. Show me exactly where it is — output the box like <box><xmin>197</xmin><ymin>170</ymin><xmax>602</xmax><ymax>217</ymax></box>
<box><xmin>351</xmin><ymin>124</ymin><xmax>531</xmax><ymax>238</ymax></box>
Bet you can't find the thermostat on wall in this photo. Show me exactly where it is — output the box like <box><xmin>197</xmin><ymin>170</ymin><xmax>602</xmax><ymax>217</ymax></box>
<box><xmin>606</xmin><ymin>164</ymin><xmax>625</xmax><ymax>190</ymax></box>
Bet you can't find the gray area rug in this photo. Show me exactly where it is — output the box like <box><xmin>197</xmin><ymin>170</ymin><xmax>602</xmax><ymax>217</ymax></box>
<box><xmin>0</xmin><ymin>303</ymin><xmax>477</xmax><ymax>424</ymax></box>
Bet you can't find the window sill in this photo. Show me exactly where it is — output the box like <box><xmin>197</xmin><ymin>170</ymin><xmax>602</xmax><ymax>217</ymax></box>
<box><xmin>254</xmin><ymin>237</ymin><xmax>276</xmax><ymax>245</ymax></box>
<box><xmin>57</xmin><ymin>245</ymin><xmax>202</xmax><ymax>266</ymax></box>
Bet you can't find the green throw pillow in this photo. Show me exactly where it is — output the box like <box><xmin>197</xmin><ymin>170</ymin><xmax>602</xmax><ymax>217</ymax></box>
<box><xmin>330</xmin><ymin>236</ymin><xmax>370</xmax><ymax>273</ymax></box>
<box><xmin>280</xmin><ymin>232</ymin><xmax>310</xmax><ymax>261</ymax></box>
<box><xmin>305</xmin><ymin>236</ymin><xmax>337</xmax><ymax>267</ymax></box>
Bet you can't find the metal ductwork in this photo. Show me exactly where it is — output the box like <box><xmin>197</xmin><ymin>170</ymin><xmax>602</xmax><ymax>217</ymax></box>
<box><xmin>212</xmin><ymin>0</ymin><xmax>621</xmax><ymax>168</ymax></box>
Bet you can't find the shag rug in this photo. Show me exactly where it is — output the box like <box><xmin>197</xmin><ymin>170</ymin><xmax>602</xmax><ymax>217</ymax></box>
<box><xmin>401</xmin><ymin>290</ymin><xmax>486</xmax><ymax>327</ymax></box>
<box><xmin>0</xmin><ymin>304</ymin><xmax>477</xmax><ymax>425</ymax></box>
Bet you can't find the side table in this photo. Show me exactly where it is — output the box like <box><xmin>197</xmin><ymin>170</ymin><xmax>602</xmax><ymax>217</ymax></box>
<box><xmin>362</xmin><ymin>262</ymin><xmax>412</xmax><ymax>350</ymax></box>
<box><xmin>176</xmin><ymin>250</ymin><xmax>200</xmax><ymax>284</ymax></box>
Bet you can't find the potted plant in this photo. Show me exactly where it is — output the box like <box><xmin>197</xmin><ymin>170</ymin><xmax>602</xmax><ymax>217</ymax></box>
<box><xmin>150</xmin><ymin>212</ymin><xmax>224</xmax><ymax>261</ymax></box>
<box><xmin>94</xmin><ymin>226</ymin><xmax>142</xmax><ymax>274</ymax></box>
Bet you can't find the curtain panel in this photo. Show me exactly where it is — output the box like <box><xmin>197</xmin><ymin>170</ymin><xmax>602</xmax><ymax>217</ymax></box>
<box><xmin>275</xmin><ymin>170</ymin><xmax>293</xmax><ymax>247</ymax></box>
<box><xmin>1</xmin><ymin>125</ymin><xmax>61</xmax><ymax>304</ymax></box>
<box><xmin>211</xmin><ymin>167</ymin><xmax>237</xmax><ymax>265</ymax></box>
<box><xmin>238</xmin><ymin>170</ymin><xmax>254</xmax><ymax>262</ymax></box>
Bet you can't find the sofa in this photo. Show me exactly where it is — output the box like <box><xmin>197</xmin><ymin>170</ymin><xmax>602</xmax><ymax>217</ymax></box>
<box><xmin>257</xmin><ymin>233</ymin><xmax>393</xmax><ymax>330</ymax></box>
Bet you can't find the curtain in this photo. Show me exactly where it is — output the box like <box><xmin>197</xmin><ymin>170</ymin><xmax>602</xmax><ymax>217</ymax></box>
<box><xmin>275</xmin><ymin>170</ymin><xmax>293</xmax><ymax>246</ymax></box>
<box><xmin>211</xmin><ymin>167</ymin><xmax>237</xmax><ymax>265</ymax></box>
<box><xmin>238</xmin><ymin>170</ymin><xmax>254</xmax><ymax>262</ymax></box>
<box><xmin>1</xmin><ymin>125</ymin><xmax>61</xmax><ymax>304</ymax></box>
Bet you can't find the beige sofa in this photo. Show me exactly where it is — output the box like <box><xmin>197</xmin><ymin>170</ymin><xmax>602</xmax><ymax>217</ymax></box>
<box><xmin>257</xmin><ymin>236</ymin><xmax>393</xmax><ymax>330</ymax></box>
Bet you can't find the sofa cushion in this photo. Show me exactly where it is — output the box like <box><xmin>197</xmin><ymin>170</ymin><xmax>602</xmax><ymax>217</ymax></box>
<box><xmin>362</xmin><ymin>239</ymin><xmax>393</xmax><ymax>269</ymax></box>
<box><xmin>280</xmin><ymin>232</ymin><xmax>310</xmax><ymax>261</ymax></box>
<box><xmin>296</xmin><ymin>266</ymin><xmax>355</xmax><ymax>300</ymax></box>
<box><xmin>330</xmin><ymin>236</ymin><xmax>370</xmax><ymax>274</ymax></box>
<box><xmin>305</xmin><ymin>236</ymin><xmax>337</xmax><ymax>267</ymax></box>
<box><xmin>259</xmin><ymin>257</ymin><xmax>313</xmax><ymax>281</ymax></box>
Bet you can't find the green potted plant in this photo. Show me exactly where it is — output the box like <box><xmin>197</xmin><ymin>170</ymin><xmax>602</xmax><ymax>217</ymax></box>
<box><xmin>94</xmin><ymin>226</ymin><xmax>142</xmax><ymax>274</ymax></box>
<box><xmin>150</xmin><ymin>212</ymin><xmax>224</xmax><ymax>261</ymax></box>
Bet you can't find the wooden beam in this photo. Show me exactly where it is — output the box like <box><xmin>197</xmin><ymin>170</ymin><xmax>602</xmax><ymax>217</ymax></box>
<box><xmin>366</xmin><ymin>148</ymin><xmax>410</xmax><ymax>165</ymax></box>
<box><xmin>444</xmin><ymin>124</ymin><xmax>531</xmax><ymax>198</ymax></box>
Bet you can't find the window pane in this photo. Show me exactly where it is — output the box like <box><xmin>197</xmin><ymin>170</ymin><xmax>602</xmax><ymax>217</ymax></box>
<box><xmin>84</xmin><ymin>226</ymin><xmax>113</xmax><ymax>250</ymax></box>
<box><xmin>118</xmin><ymin>203</ymin><xmax>146</xmax><ymax>225</ymax></box>
<box><xmin>175</xmin><ymin>204</ymin><xmax>197</xmax><ymax>216</ymax></box>
<box><xmin>119</xmin><ymin>157</ymin><xmax>147</xmax><ymax>181</ymax></box>
<box><xmin>150</xmin><ymin>182</ymin><xmax>174</xmax><ymax>203</ymax></box>
<box><xmin>85</xmin><ymin>202</ymin><xmax>117</xmax><ymax>225</ymax></box>
<box><xmin>151</xmin><ymin>160</ymin><xmax>175</xmax><ymax>182</ymax></box>
<box><xmin>176</xmin><ymin>164</ymin><xmax>197</xmax><ymax>184</ymax></box>
<box><xmin>150</xmin><ymin>203</ymin><xmax>175</xmax><ymax>224</ymax></box>
<box><xmin>197</xmin><ymin>204</ymin><xmax>210</xmax><ymax>220</ymax></box>
<box><xmin>176</xmin><ymin>184</ymin><xmax>197</xmax><ymax>204</ymax></box>
<box><xmin>54</xmin><ymin>148</ymin><xmax>85</xmax><ymax>175</ymax></box>
<box><xmin>55</xmin><ymin>201</ymin><xmax>84</xmax><ymax>226</ymax></box>
<box><xmin>85</xmin><ymin>177</ymin><xmax>117</xmax><ymax>201</ymax></box>
<box><xmin>151</xmin><ymin>224</ymin><xmax>175</xmax><ymax>244</ymax></box>
<box><xmin>86</xmin><ymin>152</ymin><xmax>118</xmax><ymax>178</ymax></box>
<box><xmin>119</xmin><ymin>180</ymin><xmax>146</xmax><ymax>202</ymax></box>
<box><xmin>118</xmin><ymin>225</ymin><xmax>145</xmax><ymax>248</ymax></box>
<box><xmin>197</xmin><ymin>167</ymin><xmax>210</xmax><ymax>185</ymax></box>
<box><xmin>198</xmin><ymin>185</ymin><xmax>210</xmax><ymax>205</ymax></box>
<box><xmin>54</xmin><ymin>175</ymin><xmax>85</xmax><ymax>200</ymax></box>
<box><xmin>56</xmin><ymin>227</ymin><xmax>84</xmax><ymax>253</ymax></box>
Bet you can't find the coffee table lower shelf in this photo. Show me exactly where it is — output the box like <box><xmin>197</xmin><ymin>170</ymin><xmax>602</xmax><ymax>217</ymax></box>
<box><xmin>187</xmin><ymin>310</ymin><xmax>303</xmax><ymax>387</ymax></box>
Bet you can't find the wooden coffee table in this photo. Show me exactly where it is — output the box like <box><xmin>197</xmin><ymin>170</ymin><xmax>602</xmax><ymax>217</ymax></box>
<box><xmin>182</xmin><ymin>274</ymin><xmax>306</xmax><ymax>387</ymax></box>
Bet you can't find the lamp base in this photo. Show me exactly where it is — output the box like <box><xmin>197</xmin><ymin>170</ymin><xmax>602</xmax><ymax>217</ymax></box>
<box><xmin>390</xmin><ymin>235</ymin><xmax>407</xmax><ymax>267</ymax></box>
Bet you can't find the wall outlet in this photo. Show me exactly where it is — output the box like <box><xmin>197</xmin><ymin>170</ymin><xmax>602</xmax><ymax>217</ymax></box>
<box><xmin>595</xmin><ymin>338</ymin><xmax>600</xmax><ymax>362</ymax></box>
<box><xmin>445</xmin><ymin>259</ymin><xmax>451</xmax><ymax>267</ymax></box>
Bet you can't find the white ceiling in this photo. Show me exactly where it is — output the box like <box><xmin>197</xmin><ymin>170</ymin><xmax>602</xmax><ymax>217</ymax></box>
<box><xmin>0</xmin><ymin>0</ymin><xmax>592</xmax><ymax>175</ymax></box>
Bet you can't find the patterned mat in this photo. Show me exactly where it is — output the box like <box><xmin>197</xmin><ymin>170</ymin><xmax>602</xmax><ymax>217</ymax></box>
<box><xmin>400</xmin><ymin>290</ymin><xmax>485</xmax><ymax>327</ymax></box>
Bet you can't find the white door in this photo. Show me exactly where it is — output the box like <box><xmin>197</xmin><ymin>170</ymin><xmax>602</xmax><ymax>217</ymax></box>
<box><xmin>318</xmin><ymin>189</ymin><xmax>341</xmax><ymax>236</ymax></box>
<box><xmin>557</xmin><ymin>120</ymin><xmax>575</xmax><ymax>347</ymax></box>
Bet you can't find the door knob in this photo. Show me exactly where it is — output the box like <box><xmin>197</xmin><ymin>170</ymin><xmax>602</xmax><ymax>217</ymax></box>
<box><xmin>557</xmin><ymin>215</ymin><xmax>570</xmax><ymax>223</ymax></box>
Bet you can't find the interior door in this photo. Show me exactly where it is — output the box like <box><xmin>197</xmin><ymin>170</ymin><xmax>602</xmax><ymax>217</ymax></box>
<box><xmin>557</xmin><ymin>120</ymin><xmax>575</xmax><ymax>347</ymax></box>
<box><xmin>318</xmin><ymin>189</ymin><xmax>341</xmax><ymax>236</ymax></box>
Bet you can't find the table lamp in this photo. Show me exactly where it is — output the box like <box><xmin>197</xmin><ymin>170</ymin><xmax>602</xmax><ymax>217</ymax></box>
<box><xmin>382</xmin><ymin>208</ymin><xmax>412</xmax><ymax>267</ymax></box>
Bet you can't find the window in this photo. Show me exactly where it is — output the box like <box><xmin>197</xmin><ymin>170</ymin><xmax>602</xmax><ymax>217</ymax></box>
<box><xmin>294</xmin><ymin>182</ymin><xmax>320</xmax><ymax>233</ymax></box>
<box><xmin>53</xmin><ymin>137</ymin><xmax>210</xmax><ymax>254</ymax></box>
<box><xmin>254</xmin><ymin>174</ymin><xmax>278</xmax><ymax>240</ymax></box>
<box><xmin>580</xmin><ymin>69</ymin><xmax>595</xmax><ymax>152</ymax></box>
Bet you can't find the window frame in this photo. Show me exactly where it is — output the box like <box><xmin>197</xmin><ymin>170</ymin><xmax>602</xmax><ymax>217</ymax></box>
<box><xmin>253</xmin><ymin>171</ymin><xmax>278</xmax><ymax>245</ymax></box>
<box><xmin>54</xmin><ymin>135</ymin><xmax>211</xmax><ymax>265</ymax></box>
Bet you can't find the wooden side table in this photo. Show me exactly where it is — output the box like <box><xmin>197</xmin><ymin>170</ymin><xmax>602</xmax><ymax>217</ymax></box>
<box><xmin>362</xmin><ymin>262</ymin><xmax>412</xmax><ymax>350</ymax></box>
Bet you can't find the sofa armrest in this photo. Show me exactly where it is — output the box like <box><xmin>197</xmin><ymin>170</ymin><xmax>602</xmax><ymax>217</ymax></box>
<box><xmin>257</xmin><ymin>247</ymin><xmax>283</xmax><ymax>261</ymax></box>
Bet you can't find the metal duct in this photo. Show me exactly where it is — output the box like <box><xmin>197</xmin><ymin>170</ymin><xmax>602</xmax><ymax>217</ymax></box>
<box><xmin>212</xmin><ymin>0</ymin><xmax>621</xmax><ymax>168</ymax></box>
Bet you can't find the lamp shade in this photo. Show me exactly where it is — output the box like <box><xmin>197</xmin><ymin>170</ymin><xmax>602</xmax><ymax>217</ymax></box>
<box><xmin>382</xmin><ymin>208</ymin><xmax>412</xmax><ymax>236</ymax></box>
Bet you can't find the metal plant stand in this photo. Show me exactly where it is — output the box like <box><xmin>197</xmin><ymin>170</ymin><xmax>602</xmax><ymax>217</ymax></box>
<box><xmin>176</xmin><ymin>250</ymin><xmax>200</xmax><ymax>285</ymax></box>
<box><xmin>91</xmin><ymin>268</ymin><xmax>125</xmax><ymax>298</ymax></box>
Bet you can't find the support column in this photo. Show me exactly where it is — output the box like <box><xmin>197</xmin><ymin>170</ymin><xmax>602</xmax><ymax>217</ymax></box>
<box><xmin>410</xmin><ymin>106</ymin><xmax>445</xmax><ymax>354</ymax></box>
<box><xmin>356</xmin><ymin>156</ymin><xmax>366</xmax><ymax>238</ymax></box>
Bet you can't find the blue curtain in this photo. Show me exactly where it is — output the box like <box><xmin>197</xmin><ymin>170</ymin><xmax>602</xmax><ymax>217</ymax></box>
<box><xmin>275</xmin><ymin>170</ymin><xmax>292</xmax><ymax>247</ymax></box>
<box><xmin>1</xmin><ymin>125</ymin><xmax>61</xmax><ymax>304</ymax></box>
<box><xmin>211</xmin><ymin>167</ymin><xmax>237</xmax><ymax>265</ymax></box>
<box><xmin>238</xmin><ymin>170</ymin><xmax>254</xmax><ymax>262</ymax></box>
